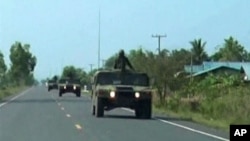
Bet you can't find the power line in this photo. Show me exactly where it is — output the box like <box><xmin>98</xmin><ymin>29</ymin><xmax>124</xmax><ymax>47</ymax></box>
<box><xmin>152</xmin><ymin>34</ymin><xmax>167</xmax><ymax>54</ymax></box>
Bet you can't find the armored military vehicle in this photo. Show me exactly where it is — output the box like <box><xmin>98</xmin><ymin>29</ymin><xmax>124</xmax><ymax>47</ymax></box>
<box><xmin>47</xmin><ymin>80</ymin><xmax>58</xmax><ymax>91</ymax></box>
<box><xmin>58</xmin><ymin>78</ymin><xmax>81</xmax><ymax>97</ymax></box>
<box><xmin>91</xmin><ymin>69</ymin><xmax>152</xmax><ymax>119</ymax></box>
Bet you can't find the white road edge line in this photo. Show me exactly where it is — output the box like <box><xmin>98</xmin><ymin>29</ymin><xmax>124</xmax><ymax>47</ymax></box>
<box><xmin>66</xmin><ymin>114</ymin><xmax>71</xmax><ymax>118</ymax></box>
<box><xmin>0</xmin><ymin>87</ymin><xmax>33</xmax><ymax>108</ymax></box>
<box><xmin>121</xmin><ymin>108</ymin><xmax>229</xmax><ymax>141</ymax></box>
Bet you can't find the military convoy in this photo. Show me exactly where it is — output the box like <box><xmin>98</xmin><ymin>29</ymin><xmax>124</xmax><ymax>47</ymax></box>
<box><xmin>58</xmin><ymin>78</ymin><xmax>81</xmax><ymax>97</ymax></box>
<box><xmin>91</xmin><ymin>69</ymin><xmax>152</xmax><ymax>119</ymax></box>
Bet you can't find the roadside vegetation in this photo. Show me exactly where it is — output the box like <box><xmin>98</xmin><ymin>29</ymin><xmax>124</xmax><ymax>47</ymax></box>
<box><xmin>41</xmin><ymin>36</ymin><xmax>250</xmax><ymax>131</ymax></box>
<box><xmin>102</xmin><ymin>36</ymin><xmax>250</xmax><ymax>131</ymax></box>
<box><xmin>0</xmin><ymin>42</ymin><xmax>37</xmax><ymax>100</ymax></box>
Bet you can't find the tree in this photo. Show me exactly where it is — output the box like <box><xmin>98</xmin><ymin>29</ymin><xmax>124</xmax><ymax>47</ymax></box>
<box><xmin>0</xmin><ymin>51</ymin><xmax>7</xmax><ymax>77</ymax></box>
<box><xmin>190</xmin><ymin>38</ymin><xmax>208</xmax><ymax>65</ymax></box>
<box><xmin>0</xmin><ymin>51</ymin><xmax>7</xmax><ymax>86</ymax></box>
<box><xmin>9</xmin><ymin>42</ymin><xmax>37</xmax><ymax>85</ymax></box>
<box><xmin>104</xmin><ymin>47</ymin><xmax>192</xmax><ymax>103</ymax></box>
<box><xmin>211</xmin><ymin>36</ymin><xmax>249</xmax><ymax>61</ymax></box>
<box><xmin>128</xmin><ymin>48</ymin><xmax>171</xmax><ymax>102</ymax></box>
<box><xmin>168</xmin><ymin>49</ymin><xmax>191</xmax><ymax>89</ymax></box>
<box><xmin>104</xmin><ymin>54</ymin><xmax>117</xmax><ymax>69</ymax></box>
<box><xmin>61</xmin><ymin>66</ymin><xmax>89</xmax><ymax>86</ymax></box>
<box><xmin>52</xmin><ymin>75</ymin><xmax>59</xmax><ymax>81</ymax></box>
<box><xmin>128</xmin><ymin>48</ymin><xmax>148</xmax><ymax>72</ymax></box>
<box><xmin>62</xmin><ymin>66</ymin><xmax>78</xmax><ymax>79</ymax></box>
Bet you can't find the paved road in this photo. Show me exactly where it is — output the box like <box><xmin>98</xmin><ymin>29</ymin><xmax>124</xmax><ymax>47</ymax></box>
<box><xmin>0</xmin><ymin>86</ymin><xmax>229</xmax><ymax>141</ymax></box>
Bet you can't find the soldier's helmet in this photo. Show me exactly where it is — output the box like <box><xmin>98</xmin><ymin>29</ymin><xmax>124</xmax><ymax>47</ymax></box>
<box><xmin>119</xmin><ymin>49</ymin><xmax>125</xmax><ymax>57</ymax></box>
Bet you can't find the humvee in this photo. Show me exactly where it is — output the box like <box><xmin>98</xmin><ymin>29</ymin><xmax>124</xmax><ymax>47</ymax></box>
<box><xmin>91</xmin><ymin>69</ymin><xmax>152</xmax><ymax>119</ymax></box>
<box><xmin>58</xmin><ymin>78</ymin><xmax>81</xmax><ymax>97</ymax></box>
<box><xmin>47</xmin><ymin>80</ymin><xmax>58</xmax><ymax>91</ymax></box>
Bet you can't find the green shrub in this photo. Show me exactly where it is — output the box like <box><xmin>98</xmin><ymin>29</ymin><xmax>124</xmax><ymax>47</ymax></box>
<box><xmin>153</xmin><ymin>73</ymin><xmax>250</xmax><ymax>130</ymax></box>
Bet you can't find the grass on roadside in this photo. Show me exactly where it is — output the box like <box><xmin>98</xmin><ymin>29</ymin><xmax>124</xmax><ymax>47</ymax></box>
<box><xmin>152</xmin><ymin>85</ymin><xmax>250</xmax><ymax>132</ymax></box>
<box><xmin>153</xmin><ymin>105</ymin><xmax>230</xmax><ymax>132</ymax></box>
<box><xmin>81</xmin><ymin>90</ymin><xmax>90</xmax><ymax>95</ymax></box>
<box><xmin>0</xmin><ymin>86</ymin><xmax>28</xmax><ymax>100</ymax></box>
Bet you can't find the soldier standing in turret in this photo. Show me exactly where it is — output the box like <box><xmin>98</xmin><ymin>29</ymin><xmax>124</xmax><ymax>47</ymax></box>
<box><xmin>114</xmin><ymin>49</ymin><xmax>134</xmax><ymax>71</ymax></box>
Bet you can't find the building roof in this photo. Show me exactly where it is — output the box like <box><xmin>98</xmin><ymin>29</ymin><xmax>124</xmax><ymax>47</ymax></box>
<box><xmin>184</xmin><ymin>65</ymin><xmax>204</xmax><ymax>73</ymax></box>
<box><xmin>191</xmin><ymin>65</ymin><xmax>240</xmax><ymax>77</ymax></box>
<box><xmin>184</xmin><ymin>61</ymin><xmax>250</xmax><ymax>74</ymax></box>
<box><xmin>202</xmin><ymin>61</ymin><xmax>250</xmax><ymax>70</ymax></box>
<box><xmin>241</xmin><ymin>65</ymin><xmax>250</xmax><ymax>79</ymax></box>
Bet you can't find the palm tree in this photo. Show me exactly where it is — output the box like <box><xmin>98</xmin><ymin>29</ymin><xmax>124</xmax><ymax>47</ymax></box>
<box><xmin>190</xmin><ymin>38</ymin><xmax>208</xmax><ymax>65</ymax></box>
<box><xmin>219</xmin><ymin>36</ymin><xmax>245</xmax><ymax>61</ymax></box>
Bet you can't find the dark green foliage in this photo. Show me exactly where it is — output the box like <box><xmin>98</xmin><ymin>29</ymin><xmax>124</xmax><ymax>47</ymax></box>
<box><xmin>102</xmin><ymin>36</ymin><xmax>250</xmax><ymax>128</ymax></box>
<box><xmin>0</xmin><ymin>41</ymin><xmax>37</xmax><ymax>87</ymax></box>
<box><xmin>61</xmin><ymin>66</ymin><xmax>89</xmax><ymax>86</ymax></box>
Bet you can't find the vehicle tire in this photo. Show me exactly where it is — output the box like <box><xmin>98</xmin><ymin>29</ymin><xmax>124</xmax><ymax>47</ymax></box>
<box><xmin>141</xmin><ymin>100</ymin><xmax>152</xmax><ymax>119</ymax></box>
<box><xmin>76</xmin><ymin>94</ymin><xmax>80</xmax><ymax>97</ymax></box>
<box><xmin>135</xmin><ymin>107</ymin><xmax>142</xmax><ymax>118</ymax></box>
<box><xmin>92</xmin><ymin>105</ymin><xmax>95</xmax><ymax>115</ymax></box>
<box><xmin>135</xmin><ymin>100</ymin><xmax>152</xmax><ymax>119</ymax></box>
<box><xmin>95</xmin><ymin>97</ymin><xmax>104</xmax><ymax>117</ymax></box>
<box><xmin>59</xmin><ymin>91</ymin><xmax>62</xmax><ymax>97</ymax></box>
<box><xmin>76</xmin><ymin>90</ymin><xmax>81</xmax><ymax>97</ymax></box>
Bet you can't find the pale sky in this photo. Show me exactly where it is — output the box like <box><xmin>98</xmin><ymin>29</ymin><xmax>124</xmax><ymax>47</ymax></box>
<box><xmin>0</xmin><ymin>0</ymin><xmax>250</xmax><ymax>80</ymax></box>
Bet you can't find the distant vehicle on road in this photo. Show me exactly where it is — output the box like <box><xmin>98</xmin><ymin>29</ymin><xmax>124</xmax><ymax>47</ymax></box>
<box><xmin>58</xmin><ymin>78</ymin><xmax>81</xmax><ymax>97</ymax></box>
<box><xmin>47</xmin><ymin>80</ymin><xmax>58</xmax><ymax>91</ymax></box>
<box><xmin>91</xmin><ymin>69</ymin><xmax>152</xmax><ymax>119</ymax></box>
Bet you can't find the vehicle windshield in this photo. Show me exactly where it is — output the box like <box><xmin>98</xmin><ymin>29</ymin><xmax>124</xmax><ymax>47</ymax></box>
<box><xmin>96</xmin><ymin>72</ymin><xmax>149</xmax><ymax>86</ymax></box>
<box><xmin>48</xmin><ymin>80</ymin><xmax>56</xmax><ymax>83</ymax></box>
<box><xmin>59</xmin><ymin>79</ymin><xmax>80</xmax><ymax>84</ymax></box>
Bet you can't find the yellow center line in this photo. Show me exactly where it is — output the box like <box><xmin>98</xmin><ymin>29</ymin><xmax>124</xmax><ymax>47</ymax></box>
<box><xmin>75</xmin><ymin>124</ymin><xmax>82</xmax><ymax>130</ymax></box>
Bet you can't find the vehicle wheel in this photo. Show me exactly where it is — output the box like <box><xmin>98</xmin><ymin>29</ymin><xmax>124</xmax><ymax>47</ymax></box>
<box><xmin>92</xmin><ymin>105</ymin><xmax>95</xmax><ymax>115</ymax></box>
<box><xmin>141</xmin><ymin>100</ymin><xmax>152</xmax><ymax>119</ymax></box>
<box><xmin>135</xmin><ymin>107</ymin><xmax>142</xmax><ymax>118</ymax></box>
<box><xmin>59</xmin><ymin>91</ymin><xmax>62</xmax><ymax>97</ymax></box>
<box><xmin>76</xmin><ymin>90</ymin><xmax>81</xmax><ymax>97</ymax></box>
<box><xmin>135</xmin><ymin>100</ymin><xmax>152</xmax><ymax>119</ymax></box>
<box><xmin>95</xmin><ymin>97</ymin><xmax>104</xmax><ymax>117</ymax></box>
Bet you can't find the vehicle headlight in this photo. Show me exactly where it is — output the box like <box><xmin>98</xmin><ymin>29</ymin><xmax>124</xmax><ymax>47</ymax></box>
<box><xmin>135</xmin><ymin>92</ymin><xmax>140</xmax><ymax>98</ymax></box>
<box><xmin>73</xmin><ymin>86</ymin><xmax>76</xmax><ymax>90</ymax></box>
<box><xmin>64</xmin><ymin>86</ymin><xmax>66</xmax><ymax>89</ymax></box>
<box><xmin>244</xmin><ymin>75</ymin><xmax>248</xmax><ymax>80</ymax></box>
<box><xmin>110</xmin><ymin>91</ymin><xmax>115</xmax><ymax>98</ymax></box>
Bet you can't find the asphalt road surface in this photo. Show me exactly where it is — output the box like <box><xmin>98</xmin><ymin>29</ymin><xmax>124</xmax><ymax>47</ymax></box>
<box><xmin>0</xmin><ymin>86</ymin><xmax>229</xmax><ymax>141</ymax></box>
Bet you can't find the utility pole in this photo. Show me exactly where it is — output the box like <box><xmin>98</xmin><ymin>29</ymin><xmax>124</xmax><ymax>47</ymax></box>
<box><xmin>89</xmin><ymin>64</ymin><xmax>94</xmax><ymax>72</ymax></box>
<box><xmin>98</xmin><ymin>8</ymin><xmax>101</xmax><ymax>69</ymax></box>
<box><xmin>101</xmin><ymin>59</ymin><xmax>106</xmax><ymax>68</ymax></box>
<box><xmin>152</xmin><ymin>34</ymin><xmax>166</xmax><ymax>54</ymax></box>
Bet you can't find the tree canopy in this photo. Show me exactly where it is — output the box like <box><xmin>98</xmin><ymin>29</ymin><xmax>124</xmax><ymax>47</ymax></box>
<box><xmin>102</xmin><ymin>36</ymin><xmax>250</xmax><ymax>102</ymax></box>
<box><xmin>60</xmin><ymin>65</ymin><xmax>89</xmax><ymax>86</ymax></box>
<box><xmin>0</xmin><ymin>41</ymin><xmax>37</xmax><ymax>87</ymax></box>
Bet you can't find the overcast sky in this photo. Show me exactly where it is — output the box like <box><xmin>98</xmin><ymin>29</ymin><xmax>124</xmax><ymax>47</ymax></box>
<box><xmin>1</xmin><ymin>0</ymin><xmax>250</xmax><ymax>80</ymax></box>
